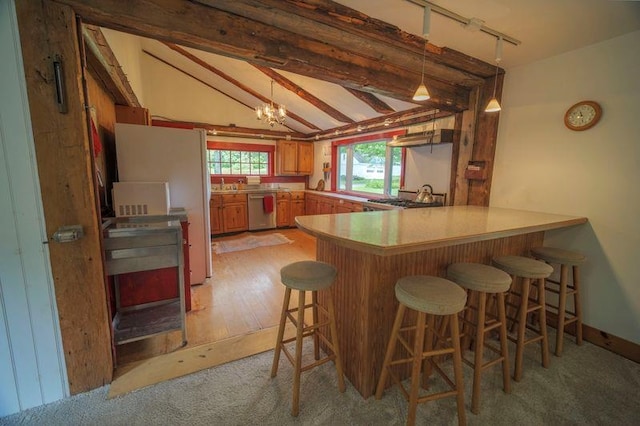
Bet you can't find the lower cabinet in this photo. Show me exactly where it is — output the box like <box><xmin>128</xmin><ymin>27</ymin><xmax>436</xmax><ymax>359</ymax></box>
<box><xmin>221</xmin><ymin>194</ymin><xmax>248</xmax><ymax>233</ymax></box>
<box><xmin>305</xmin><ymin>191</ymin><xmax>363</xmax><ymax>215</ymax></box>
<box><xmin>210</xmin><ymin>195</ymin><xmax>223</xmax><ymax>235</ymax></box>
<box><xmin>210</xmin><ymin>194</ymin><xmax>248</xmax><ymax>235</ymax></box>
<box><xmin>290</xmin><ymin>191</ymin><xmax>305</xmax><ymax>226</ymax></box>
<box><xmin>276</xmin><ymin>192</ymin><xmax>291</xmax><ymax>228</ymax></box>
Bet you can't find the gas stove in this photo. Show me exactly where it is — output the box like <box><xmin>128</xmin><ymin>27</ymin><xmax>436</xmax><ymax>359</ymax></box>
<box><xmin>362</xmin><ymin>195</ymin><xmax>445</xmax><ymax>211</ymax></box>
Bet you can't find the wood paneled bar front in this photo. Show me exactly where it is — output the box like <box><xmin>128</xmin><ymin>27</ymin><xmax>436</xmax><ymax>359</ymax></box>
<box><xmin>295</xmin><ymin>206</ymin><xmax>587</xmax><ymax>398</ymax></box>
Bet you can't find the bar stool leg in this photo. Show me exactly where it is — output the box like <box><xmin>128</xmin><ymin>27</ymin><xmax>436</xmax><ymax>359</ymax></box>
<box><xmin>573</xmin><ymin>265</ymin><xmax>583</xmax><ymax>346</ymax></box>
<box><xmin>450</xmin><ymin>313</ymin><xmax>466</xmax><ymax>426</ymax></box>
<box><xmin>536</xmin><ymin>278</ymin><xmax>550</xmax><ymax>369</ymax></box>
<box><xmin>471</xmin><ymin>292</ymin><xmax>487</xmax><ymax>414</ymax></box>
<box><xmin>407</xmin><ymin>312</ymin><xmax>427</xmax><ymax>426</ymax></box>
<box><xmin>291</xmin><ymin>290</ymin><xmax>306</xmax><ymax>417</ymax></box>
<box><xmin>514</xmin><ymin>278</ymin><xmax>530</xmax><ymax>382</ymax></box>
<box><xmin>271</xmin><ymin>287</ymin><xmax>291</xmax><ymax>378</ymax></box>
<box><xmin>422</xmin><ymin>314</ymin><xmax>437</xmax><ymax>388</ymax></box>
<box><xmin>497</xmin><ymin>292</ymin><xmax>511</xmax><ymax>395</ymax></box>
<box><xmin>376</xmin><ymin>304</ymin><xmax>406</xmax><ymax>399</ymax></box>
<box><xmin>555</xmin><ymin>264</ymin><xmax>569</xmax><ymax>356</ymax></box>
<box><xmin>326</xmin><ymin>291</ymin><xmax>346</xmax><ymax>392</ymax></box>
<box><xmin>312</xmin><ymin>290</ymin><xmax>320</xmax><ymax>360</ymax></box>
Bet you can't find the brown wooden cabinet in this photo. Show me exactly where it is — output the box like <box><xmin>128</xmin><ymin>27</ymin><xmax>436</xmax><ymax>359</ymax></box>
<box><xmin>335</xmin><ymin>199</ymin><xmax>363</xmax><ymax>213</ymax></box>
<box><xmin>221</xmin><ymin>194</ymin><xmax>248</xmax><ymax>233</ymax></box>
<box><xmin>210</xmin><ymin>193</ymin><xmax>248</xmax><ymax>235</ymax></box>
<box><xmin>276</xmin><ymin>192</ymin><xmax>290</xmax><ymax>228</ymax></box>
<box><xmin>305</xmin><ymin>192</ymin><xmax>320</xmax><ymax>215</ymax></box>
<box><xmin>209</xmin><ymin>195</ymin><xmax>223</xmax><ymax>235</ymax></box>
<box><xmin>289</xmin><ymin>191</ymin><xmax>305</xmax><ymax>226</ymax></box>
<box><xmin>115</xmin><ymin>105</ymin><xmax>151</xmax><ymax>125</ymax></box>
<box><xmin>276</xmin><ymin>140</ymin><xmax>314</xmax><ymax>175</ymax></box>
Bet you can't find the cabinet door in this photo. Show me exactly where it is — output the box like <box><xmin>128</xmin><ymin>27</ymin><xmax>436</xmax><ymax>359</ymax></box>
<box><xmin>290</xmin><ymin>200</ymin><xmax>305</xmax><ymax>226</ymax></box>
<box><xmin>297</xmin><ymin>142</ymin><xmax>314</xmax><ymax>175</ymax></box>
<box><xmin>210</xmin><ymin>196</ymin><xmax>223</xmax><ymax>235</ymax></box>
<box><xmin>276</xmin><ymin>199</ymin><xmax>290</xmax><ymax>227</ymax></box>
<box><xmin>222</xmin><ymin>203</ymin><xmax>248</xmax><ymax>233</ymax></box>
<box><xmin>317</xmin><ymin>198</ymin><xmax>334</xmax><ymax>214</ymax></box>
<box><xmin>305</xmin><ymin>194</ymin><xmax>318</xmax><ymax>215</ymax></box>
<box><xmin>277</xmin><ymin>140</ymin><xmax>298</xmax><ymax>175</ymax></box>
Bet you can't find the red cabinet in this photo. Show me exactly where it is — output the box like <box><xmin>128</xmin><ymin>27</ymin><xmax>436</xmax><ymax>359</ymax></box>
<box><xmin>106</xmin><ymin>213</ymin><xmax>192</xmax><ymax>313</ymax></box>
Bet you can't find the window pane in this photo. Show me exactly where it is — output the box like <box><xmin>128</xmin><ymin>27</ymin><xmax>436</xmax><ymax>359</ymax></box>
<box><xmin>208</xmin><ymin>148</ymin><xmax>270</xmax><ymax>176</ymax></box>
<box><xmin>352</xmin><ymin>141</ymin><xmax>386</xmax><ymax>195</ymax></box>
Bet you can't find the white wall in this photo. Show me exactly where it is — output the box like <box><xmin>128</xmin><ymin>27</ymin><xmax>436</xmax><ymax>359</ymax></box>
<box><xmin>101</xmin><ymin>28</ymin><xmax>146</xmax><ymax>106</ymax></box>
<box><xmin>0</xmin><ymin>0</ymin><xmax>68</xmax><ymax>415</ymax></box>
<box><xmin>491</xmin><ymin>31</ymin><xmax>640</xmax><ymax>344</ymax></box>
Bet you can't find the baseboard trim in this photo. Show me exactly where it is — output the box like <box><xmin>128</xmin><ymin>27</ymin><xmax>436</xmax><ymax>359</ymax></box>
<box><xmin>546</xmin><ymin>311</ymin><xmax>639</xmax><ymax>364</ymax></box>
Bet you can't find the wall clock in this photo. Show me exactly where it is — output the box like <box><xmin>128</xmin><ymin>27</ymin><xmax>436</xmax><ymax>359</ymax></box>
<box><xmin>564</xmin><ymin>100</ymin><xmax>602</xmax><ymax>131</ymax></box>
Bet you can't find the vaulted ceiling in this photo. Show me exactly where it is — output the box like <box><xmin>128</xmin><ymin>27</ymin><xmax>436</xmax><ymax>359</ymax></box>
<box><xmin>72</xmin><ymin>0</ymin><xmax>640</xmax><ymax>139</ymax></box>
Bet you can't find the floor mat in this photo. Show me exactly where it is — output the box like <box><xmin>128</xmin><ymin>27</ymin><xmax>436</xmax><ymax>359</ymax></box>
<box><xmin>212</xmin><ymin>232</ymin><xmax>293</xmax><ymax>254</ymax></box>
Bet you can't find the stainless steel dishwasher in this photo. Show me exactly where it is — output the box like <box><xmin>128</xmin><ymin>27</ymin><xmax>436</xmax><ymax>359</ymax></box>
<box><xmin>247</xmin><ymin>192</ymin><xmax>277</xmax><ymax>230</ymax></box>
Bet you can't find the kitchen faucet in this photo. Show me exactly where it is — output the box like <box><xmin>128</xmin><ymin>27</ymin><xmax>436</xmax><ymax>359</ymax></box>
<box><xmin>220</xmin><ymin>178</ymin><xmax>224</xmax><ymax>189</ymax></box>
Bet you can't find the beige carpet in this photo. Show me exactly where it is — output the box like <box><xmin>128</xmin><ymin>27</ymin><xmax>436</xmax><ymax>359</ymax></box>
<box><xmin>212</xmin><ymin>232</ymin><xmax>293</xmax><ymax>254</ymax></box>
<box><xmin>3</xmin><ymin>331</ymin><xmax>640</xmax><ymax>425</ymax></box>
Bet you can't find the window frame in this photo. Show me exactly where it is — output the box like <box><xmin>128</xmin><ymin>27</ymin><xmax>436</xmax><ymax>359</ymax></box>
<box><xmin>206</xmin><ymin>141</ymin><xmax>275</xmax><ymax>179</ymax></box>
<box><xmin>331</xmin><ymin>130</ymin><xmax>406</xmax><ymax>198</ymax></box>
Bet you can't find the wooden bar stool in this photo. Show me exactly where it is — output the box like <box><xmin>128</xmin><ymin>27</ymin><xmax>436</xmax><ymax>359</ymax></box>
<box><xmin>375</xmin><ymin>276</ymin><xmax>467</xmax><ymax>426</ymax></box>
<box><xmin>492</xmin><ymin>255</ymin><xmax>553</xmax><ymax>382</ymax></box>
<box><xmin>447</xmin><ymin>263</ymin><xmax>512</xmax><ymax>414</ymax></box>
<box><xmin>271</xmin><ymin>260</ymin><xmax>345</xmax><ymax>417</ymax></box>
<box><xmin>531</xmin><ymin>247</ymin><xmax>585</xmax><ymax>356</ymax></box>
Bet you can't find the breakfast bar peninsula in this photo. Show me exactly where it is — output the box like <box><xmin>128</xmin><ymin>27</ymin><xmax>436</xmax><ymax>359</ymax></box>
<box><xmin>295</xmin><ymin>205</ymin><xmax>587</xmax><ymax>398</ymax></box>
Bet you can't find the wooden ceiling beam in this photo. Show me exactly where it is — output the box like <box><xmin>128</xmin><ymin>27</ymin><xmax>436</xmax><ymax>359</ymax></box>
<box><xmin>151</xmin><ymin>118</ymin><xmax>305</xmax><ymax>140</ymax></box>
<box><xmin>162</xmin><ymin>43</ymin><xmax>321</xmax><ymax>131</ymax></box>
<box><xmin>52</xmin><ymin>0</ymin><xmax>471</xmax><ymax>111</ymax></box>
<box><xmin>198</xmin><ymin>0</ymin><xmax>491</xmax><ymax>82</ymax></box>
<box><xmin>312</xmin><ymin>107</ymin><xmax>454</xmax><ymax>140</ymax></box>
<box><xmin>344</xmin><ymin>87</ymin><xmax>395</xmax><ymax>114</ymax></box>
<box><xmin>253</xmin><ymin>65</ymin><xmax>354</xmax><ymax>124</ymax></box>
<box><xmin>82</xmin><ymin>24</ymin><xmax>140</xmax><ymax>106</ymax></box>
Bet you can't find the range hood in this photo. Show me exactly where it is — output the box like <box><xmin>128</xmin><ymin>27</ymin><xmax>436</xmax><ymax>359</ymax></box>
<box><xmin>387</xmin><ymin>129</ymin><xmax>458</xmax><ymax>148</ymax></box>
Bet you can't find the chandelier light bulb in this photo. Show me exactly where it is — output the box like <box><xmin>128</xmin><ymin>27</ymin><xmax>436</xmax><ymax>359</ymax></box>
<box><xmin>256</xmin><ymin>80</ymin><xmax>286</xmax><ymax>126</ymax></box>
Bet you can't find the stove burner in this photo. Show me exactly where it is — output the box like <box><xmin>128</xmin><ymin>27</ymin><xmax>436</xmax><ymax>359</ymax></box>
<box><xmin>366</xmin><ymin>198</ymin><xmax>443</xmax><ymax>209</ymax></box>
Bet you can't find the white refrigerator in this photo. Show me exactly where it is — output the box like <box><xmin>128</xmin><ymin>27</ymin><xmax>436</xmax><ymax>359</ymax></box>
<box><xmin>115</xmin><ymin>123</ymin><xmax>212</xmax><ymax>284</ymax></box>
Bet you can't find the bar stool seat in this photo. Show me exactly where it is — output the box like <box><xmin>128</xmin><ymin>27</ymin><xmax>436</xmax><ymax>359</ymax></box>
<box><xmin>271</xmin><ymin>260</ymin><xmax>345</xmax><ymax>417</ymax></box>
<box><xmin>447</xmin><ymin>263</ymin><xmax>512</xmax><ymax>414</ymax></box>
<box><xmin>531</xmin><ymin>247</ymin><xmax>585</xmax><ymax>356</ymax></box>
<box><xmin>493</xmin><ymin>255</ymin><xmax>553</xmax><ymax>382</ymax></box>
<box><xmin>376</xmin><ymin>276</ymin><xmax>467</xmax><ymax>426</ymax></box>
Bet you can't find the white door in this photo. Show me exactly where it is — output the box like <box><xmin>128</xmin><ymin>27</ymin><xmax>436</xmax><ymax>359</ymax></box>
<box><xmin>0</xmin><ymin>0</ymin><xmax>68</xmax><ymax>415</ymax></box>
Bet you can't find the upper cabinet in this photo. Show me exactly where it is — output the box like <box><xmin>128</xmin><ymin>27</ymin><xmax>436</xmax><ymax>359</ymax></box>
<box><xmin>276</xmin><ymin>140</ymin><xmax>313</xmax><ymax>175</ymax></box>
<box><xmin>115</xmin><ymin>105</ymin><xmax>151</xmax><ymax>125</ymax></box>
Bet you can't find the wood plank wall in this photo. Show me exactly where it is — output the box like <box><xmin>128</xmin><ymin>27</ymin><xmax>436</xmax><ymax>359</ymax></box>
<box><xmin>15</xmin><ymin>0</ymin><xmax>113</xmax><ymax>393</ymax></box>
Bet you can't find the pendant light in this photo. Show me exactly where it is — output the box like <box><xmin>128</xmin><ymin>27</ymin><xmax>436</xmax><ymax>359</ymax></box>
<box><xmin>412</xmin><ymin>5</ymin><xmax>431</xmax><ymax>102</ymax></box>
<box><xmin>485</xmin><ymin>36</ymin><xmax>503</xmax><ymax>112</ymax></box>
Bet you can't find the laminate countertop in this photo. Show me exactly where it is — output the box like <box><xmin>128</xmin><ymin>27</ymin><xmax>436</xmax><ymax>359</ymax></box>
<box><xmin>295</xmin><ymin>205</ymin><xmax>588</xmax><ymax>256</ymax></box>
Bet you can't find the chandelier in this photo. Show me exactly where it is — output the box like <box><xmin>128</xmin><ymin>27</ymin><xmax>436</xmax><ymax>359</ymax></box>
<box><xmin>256</xmin><ymin>80</ymin><xmax>286</xmax><ymax>127</ymax></box>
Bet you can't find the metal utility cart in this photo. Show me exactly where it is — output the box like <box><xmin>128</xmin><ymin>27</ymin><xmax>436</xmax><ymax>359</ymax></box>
<box><xmin>104</xmin><ymin>219</ymin><xmax>187</xmax><ymax>346</ymax></box>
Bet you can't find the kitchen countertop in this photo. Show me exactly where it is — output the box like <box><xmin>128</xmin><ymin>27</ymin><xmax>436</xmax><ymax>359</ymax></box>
<box><xmin>295</xmin><ymin>205</ymin><xmax>588</xmax><ymax>256</ymax></box>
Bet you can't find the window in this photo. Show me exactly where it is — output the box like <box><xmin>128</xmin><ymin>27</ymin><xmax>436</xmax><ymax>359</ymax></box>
<box><xmin>206</xmin><ymin>142</ymin><xmax>273</xmax><ymax>176</ymax></box>
<box><xmin>335</xmin><ymin>132</ymin><xmax>404</xmax><ymax>197</ymax></box>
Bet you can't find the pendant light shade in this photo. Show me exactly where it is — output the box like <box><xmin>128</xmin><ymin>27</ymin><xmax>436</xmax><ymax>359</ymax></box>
<box><xmin>485</xmin><ymin>36</ymin><xmax>503</xmax><ymax>113</ymax></box>
<box><xmin>412</xmin><ymin>6</ymin><xmax>431</xmax><ymax>102</ymax></box>
<box><xmin>485</xmin><ymin>97</ymin><xmax>501</xmax><ymax>112</ymax></box>
<box><xmin>413</xmin><ymin>83</ymin><xmax>430</xmax><ymax>101</ymax></box>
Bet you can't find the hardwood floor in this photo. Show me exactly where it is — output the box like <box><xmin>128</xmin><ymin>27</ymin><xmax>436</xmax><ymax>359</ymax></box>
<box><xmin>115</xmin><ymin>228</ymin><xmax>316</xmax><ymax>366</ymax></box>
